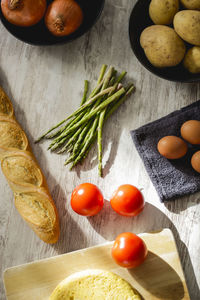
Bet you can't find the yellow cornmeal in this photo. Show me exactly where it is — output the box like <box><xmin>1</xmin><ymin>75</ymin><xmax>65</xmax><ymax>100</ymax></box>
<box><xmin>50</xmin><ymin>269</ymin><xmax>141</xmax><ymax>300</ymax></box>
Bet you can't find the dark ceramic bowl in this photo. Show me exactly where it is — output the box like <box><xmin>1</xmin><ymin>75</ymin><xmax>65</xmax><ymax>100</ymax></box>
<box><xmin>0</xmin><ymin>0</ymin><xmax>105</xmax><ymax>46</ymax></box>
<box><xmin>129</xmin><ymin>0</ymin><xmax>200</xmax><ymax>83</ymax></box>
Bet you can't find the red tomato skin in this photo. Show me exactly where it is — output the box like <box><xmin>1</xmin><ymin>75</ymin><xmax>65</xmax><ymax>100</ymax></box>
<box><xmin>112</xmin><ymin>232</ymin><xmax>148</xmax><ymax>268</ymax></box>
<box><xmin>71</xmin><ymin>183</ymin><xmax>104</xmax><ymax>216</ymax></box>
<box><xmin>110</xmin><ymin>185</ymin><xmax>144</xmax><ymax>217</ymax></box>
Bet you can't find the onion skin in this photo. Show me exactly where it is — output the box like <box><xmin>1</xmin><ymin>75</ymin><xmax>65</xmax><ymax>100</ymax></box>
<box><xmin>1</xmin><ymin>0</ymin><xmax>47</xmax><ymax>27</ymax></box>
<box><xmin>45</xmin><ymin>0</ymin><xmax>83</xmax><ymax>37</ymax></box>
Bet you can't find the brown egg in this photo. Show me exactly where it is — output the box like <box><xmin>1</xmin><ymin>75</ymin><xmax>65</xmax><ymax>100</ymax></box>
<box><xmin>181</xmin><ymin>120</ymin><xmax>200</xmax><ymax>144</ymax></box>
<box><xmin>191</xmin><ymin>151</ymin><xmax>200</xmax><ymax>173</ymax></box>
<box><xmin>157</xmin><ymin>136</ymin><xmax>188</xmax><ymax>159</ymax></box>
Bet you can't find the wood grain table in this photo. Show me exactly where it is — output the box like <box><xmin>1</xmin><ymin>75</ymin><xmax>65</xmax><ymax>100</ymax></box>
<box><xmin>0</xmin><ymin>1</ymin><xmax>200</xmax><ymax>299</ymax></box>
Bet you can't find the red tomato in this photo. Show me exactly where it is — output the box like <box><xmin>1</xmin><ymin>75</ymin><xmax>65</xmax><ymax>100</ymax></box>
<box><xmin>71</xmin><ymin>183</ymin><xmax>104</xmax><ymax>216</ymax></box>
<box><xmin>112</xmin><ymin>232</ymin><xmax>148</xmax><ymax>268</ymax></box>
<box><xmin>110</xmin><ymin>184</ymin><xmax>144</xmax><ymax>217</ymax></box>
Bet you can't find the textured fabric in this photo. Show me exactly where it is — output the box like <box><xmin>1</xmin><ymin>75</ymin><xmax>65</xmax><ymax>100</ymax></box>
<box><xmin>131</xmin><ymin>100</ymin><xmax>200</xmax><ymax>202</ymax></box>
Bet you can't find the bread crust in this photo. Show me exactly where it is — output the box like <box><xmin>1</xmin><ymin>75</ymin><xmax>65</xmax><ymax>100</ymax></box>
<box><xmin>0</xmin><ymin>87</ymin><xmax>60</xmax><ymax>243</ymax></box>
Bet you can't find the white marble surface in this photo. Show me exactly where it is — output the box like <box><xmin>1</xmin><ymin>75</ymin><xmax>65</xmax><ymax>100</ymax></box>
<box><xmin>0</xmin><ymin>0</ymin><xmax>200</xmax><ymax>299</ymax></box>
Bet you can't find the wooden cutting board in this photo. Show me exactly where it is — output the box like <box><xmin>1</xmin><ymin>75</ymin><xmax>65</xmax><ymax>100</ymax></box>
<box><xmin>3</xmin><ymin>228</ymin><xmax>190</xmax><ymax>300</ymax></box>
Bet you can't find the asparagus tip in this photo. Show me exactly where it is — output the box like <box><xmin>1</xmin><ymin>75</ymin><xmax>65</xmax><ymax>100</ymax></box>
<box><xmin>64</xmin><ymin>156</ymin><xmax>74</xmax><ymax>165</ymax></box>
<box><xmin>57</xmin><ymin>149</ymin><xmax>65</xmax><ymax>154</ymax></box>
<box><xmin>35</xmin><ymin>136</ymin><xmax>43</xmax><ymax>143</ymax></box>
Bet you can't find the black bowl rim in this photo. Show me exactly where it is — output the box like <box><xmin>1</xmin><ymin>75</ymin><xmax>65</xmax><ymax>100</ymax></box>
<box><xmin>0</xmin><ymin>0</ymin><xmax>105</xmax><ymax>46</ymax></box>
<box><xmin>128</xmin><ymin>0</ymin><xmax>200</xmax><ymax>83</ymax></box>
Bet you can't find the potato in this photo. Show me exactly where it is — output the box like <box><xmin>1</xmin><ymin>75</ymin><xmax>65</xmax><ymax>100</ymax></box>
<box><xmin>180</xmin><ymin>0</ymin><xmax>200</xmax><ymax>10</ymax></box>
<box><xmin>184</xmin><ymin>46</ymin><xmax>200</xmax><ymax>73</ymax></box>
<box><xmin>149</xmin><ymin>0</ymin><xmax>179</xmax><ymax>25</ymax></box>
<box><xmin>174</xmin><ymin>10</ymin><xmax>200</xmax><ymax>46</ymax></box>
<box><xmin>140</xmin><ymin>25</ymin><xmax>186</xmax><ymax>67</ymax></box>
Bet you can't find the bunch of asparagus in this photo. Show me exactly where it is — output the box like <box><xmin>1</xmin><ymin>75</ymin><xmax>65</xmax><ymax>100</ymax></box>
<box><xmin>36</xmin><ymin>65</ymin><xmax>135</xmax><ymax>176</ymax></box>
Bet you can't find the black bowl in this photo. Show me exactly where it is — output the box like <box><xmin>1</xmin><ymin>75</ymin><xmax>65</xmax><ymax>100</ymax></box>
<box><xmin>0</xmin><ymin>0</ymin><xmax>105</xmax><ymax>46</ymax></box>
<box><xmin>129</xmin><ymin>0</ymin><xmax>200</xmax><ymax>83</ymax></box>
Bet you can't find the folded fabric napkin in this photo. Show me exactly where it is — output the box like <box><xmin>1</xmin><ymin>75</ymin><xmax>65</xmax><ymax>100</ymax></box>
<box><xmin>131</xmin><ymin>100</ymin><xmax>200</xmax><ymax>202</ymax></box>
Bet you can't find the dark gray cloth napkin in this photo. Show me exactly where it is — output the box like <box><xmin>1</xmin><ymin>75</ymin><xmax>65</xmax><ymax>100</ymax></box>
<box><xmin>131</xmin><ymin>100</ymin><xmax>200</xmax><ymax>202</ymax></box>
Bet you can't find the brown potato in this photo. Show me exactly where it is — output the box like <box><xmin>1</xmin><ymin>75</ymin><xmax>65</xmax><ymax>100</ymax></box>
<box><xmin>180</xmin><ymin>0</ymin><xmax>200</xmax><ymax>10</ymax></box>
<box><xmin>184</xmin><ymin>46</ymin><xmax>200</xmax><ymax>73</ymax></box>
<box><xmin>140</xmin><ymin>25</ymin><xmax>186</xmax><ymax>67</ymax></box>
<box><xmin>149</xmin><ymin>0</ymin><xmax>179</xmax><ymax>25</ymax></box>
<box><xmin>174</xmin><ymin>10</ymin><xmax>200</xmax><ymax>46</ymax></box>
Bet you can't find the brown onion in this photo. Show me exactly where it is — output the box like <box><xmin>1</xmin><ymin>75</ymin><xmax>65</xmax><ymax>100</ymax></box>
<box><xmin>1</xmin><ymin>0</ymin><xmax>47</xmax><ymax>27</ymax></box>
<box><xmin>45</xmin><ymin>0</ymin><xmax>83</xmax><ymax>37</ymax></box>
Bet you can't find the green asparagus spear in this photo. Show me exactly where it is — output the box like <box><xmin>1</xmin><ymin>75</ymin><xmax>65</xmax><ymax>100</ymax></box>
<box><xmin>48</xmin><ymin>128</ymin><xmax>76</xmax><ymax>150</ymax></box>
<box><xmin>64</xmin><ymin>88</ymin><xmax>125</xmax><ymax>137</ymax></box>
<box><xmin>88</xmin><ymin>65</ymin><xmax>107</xmax><ymax>99</ymax></box>
<box><xmin>101</xmin><ymin>67</ymin><xmax>114</xmax><ymax>91</ymax></box>
<box><xmin>50</xmin><ymin>72</ymin><xmax>109</xmax><ymax>141</ymax></box>
<box><xmin>51</xmin><ymin>87</ymin><xmax>124</xmax><ymax>147</ymax></box>
<box><xmin>51</xmin><ymin>85</ymin><xmax>133</xmax><ymax>153</ymax></box>
<box><xmin>80</xmin><ymin>80</ymin><xmax>89</xmax><ymax>105</ymax></box>
<box><xmin>64</xmin><ymin>70</ymin><xmax>112</xmax><ymax>158</ymax></box>
<box><xmin>65</xmin><ymin>86</ymin><xmax>114</xmax><ymax>121</ymax></box>
<box><xmin>36</xmin><ymin>66</ymin><xmax>106</xmax><ymax>143</ymax></box>
<box><xmin>51</xmin><ymin>126</ymin><xmax>85</xmax><ymax>152</ymax></box>
<box><xmin>73</xmin><ymin>85</ymin><xmax>135</xmax><ymax>168</ymax></box>
<box><xmin>115</xmin><ymin>71</ymin><xmax>127</xmax><ymax>84</ymax></box>
<box><xmin>64</xmin><ymin>154</ymin><xmax>76</xmax><ymax>165</ymax></box>
<box><xmin>96</xmin><ymin>75</ymin><xmax>122</xmax><ymax>176</ymax></box>
<box><xmin>36</xmin><ymin>64</ymin><xmax>135</xmax><ymax>176</ymax></box>
<box><xmin>57</xmin><ymin>126</ymin><xmax>85</xmax><ymax>154</ymax></box>
<box><xmin>94</xmin><ymin>68</ymin><xmax>116</xmax><ymax>176</ymax></box>
<box><xmin>106</xmin><ymin>85</ymin><xmax>135</xmax><ymax>119</ymax></box>
<box><xmin>73</xmin><ymin>120</ymin><xmax>93</xmax><ymax>154</ymax></box>
<box><xmin>66</xmin><ymin>119</ymin><xmax>97</xmax><ymax>165</ymax></box>
<box><xmin>35</xmin><ymin>118</ymin><xmax>70</xmax><ymax>143</ymax></box>
<box><xmin>97</xmin><ymin>64</ymin><xmax>107</xmax><ymax>84</ymax></box>
<box><xmin>97</xmin><ymin>108</ymin><xmax>106</xmax><ymax>177</ymax></box>
<box><xmin>108</xmin><ymin>76</ymin><xmax>116</xmax><ymax>88</ymax></box>
<box><xmin>89</xmin><ymin>67</ymin><xmax>114</xmax><ymax>114</ymax></box>
<box><xmin>47</xmin><ymin>110</ymin><xmax>85</xmax><ymax>139</ymax></box>
<box><xmin>69</xmin><ymin>117</ymin><xmax>99</xmax><ymax>169</ymax></box>
<box><xmin>60</xmin><ymin>67</ymin><xmax>114</xmax><ymax>156</ymax></box>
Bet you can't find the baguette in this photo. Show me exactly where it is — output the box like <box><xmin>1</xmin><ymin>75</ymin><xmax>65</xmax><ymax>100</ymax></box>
<box><xmin>0</xmin><ymin>87</ymin><xmax>60</xmax><ymax>243</ymax></box>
